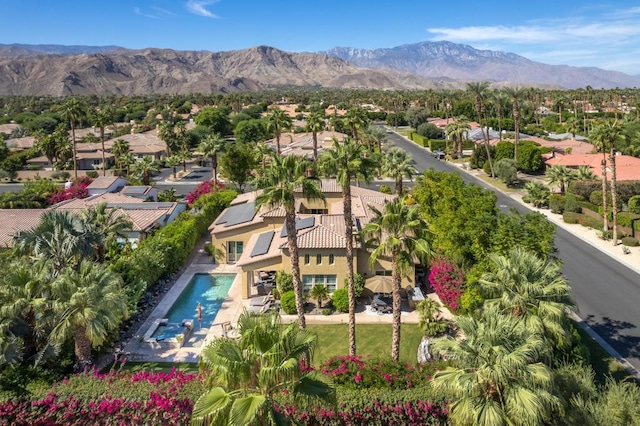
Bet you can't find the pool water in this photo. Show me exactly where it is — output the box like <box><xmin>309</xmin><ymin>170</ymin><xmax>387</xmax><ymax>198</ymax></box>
<box><xmin>152</xmin><ymin>273</ymin><xmax>235</xmax><ymax>339</ymax></box>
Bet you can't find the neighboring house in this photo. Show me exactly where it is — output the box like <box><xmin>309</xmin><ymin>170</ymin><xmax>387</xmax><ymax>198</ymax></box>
<box><xmin>0</xmin><ymin>123</ymin><xmax>20</xmax><ymax>135</ymax></box>
<box><xmin>121</xmin><ymin>185</ymin><xmax>158</xmax><ymax>201</ymax></box>
<box><xmin>103</xmin><ymin>131</ymin><xmax>167</xmax><ymax>161</ymax></box>
<box><xmin>25</xmin><ymin>155</ymin><xmax>53</xmax><ymax>170</ymax></box>
<box><xmin>87</xmin><ymin>176</ymin><xmax>127</xmax><ymax>196</ymax></box>
<box><xmin>0</xmin><ymin>209</ymin><xmax>46</xmax><ymax>247</ymax></box>
<box><xmin>5</xmin><ymin>136</ymin><xmax>35</xmax><ymax>152</ymax></box>
<box><xmin>209</xmin><ymin>180</ymin><xmax>416</xmax><ymax>299</ymax></box>
<box><xmin>265</xmin><ymin>131</ymin><xmax>347</xmax><ymax>158</ymax></box>
<box><xmin>545</xmin><ymin>153</ymin><xmax>640</xmax><ymax>181</ymax></box>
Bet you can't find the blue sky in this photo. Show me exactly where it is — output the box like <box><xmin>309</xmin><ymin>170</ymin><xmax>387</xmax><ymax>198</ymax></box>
<box><xmin>2</xmin><ymin>1</ymin><xmax>640</xmax><ymax>74</ymax></box>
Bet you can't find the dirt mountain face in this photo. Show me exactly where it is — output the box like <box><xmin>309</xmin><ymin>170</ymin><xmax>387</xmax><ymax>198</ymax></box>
<box><xmin>322</xmin><ymin>41</ymin><xmax>640</xmax><ymax>90</ymax></box>
<box><xmin>0</xmin><ymin>46</ymin><xmax>452</xmax><ymax>96</ymax></box>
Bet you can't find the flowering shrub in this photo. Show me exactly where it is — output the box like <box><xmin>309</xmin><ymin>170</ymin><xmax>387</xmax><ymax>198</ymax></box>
<box><xmin>320</xmin><ymin>355</ymin><xmax>448</xmax><ymax>390</ymax></box>
<box><xmin>428</xmin><ymin>256</ymin><xmax>464</xmax><ymax>311</ymax></box>
<box><xmin>48</xmin><ymin>176</ymin><xmax>93</xmax><ymax>205</ymax></box>
<box><xmin>186</xmin><ymin>180</ymin><xmax>224</xmax><ymax>205</ymax></box>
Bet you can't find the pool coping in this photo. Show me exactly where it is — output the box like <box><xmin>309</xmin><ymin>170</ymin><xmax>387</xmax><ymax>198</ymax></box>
<box><xmin>122</xmin><ymin>263</ymin><xmax>242</xmax><ymax>363</ymax></box>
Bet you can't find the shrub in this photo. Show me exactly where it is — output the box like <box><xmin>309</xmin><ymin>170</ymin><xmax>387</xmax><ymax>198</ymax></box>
<box><xmin>617</xmin><ymin>212</ymin><xmax>640</xmax><ymax>229</ymax></box>
<box><xmin>276</xmin><ymin>270</ymin><xmax>294</xmax><ymax>293</ymax></box>
<box><xmin>86</xmin><ymin>170</ymin><xmax>99</xmax><ymax>179</ymax></box>
<box><xmin>494</xmin><ymin>141</ymin><xmax>514</xmax><ymax>162</ymax></box>
<box><xmin>483</xmin><ymin>159</ymin><xmax>493</xmax><ymax>175</ymax></box>
<box><xmin>185</xmin><ymin>180</ymin><xmax>224</xmax><ymax>205</ymax></box>
<box><xmin>494</xmin><ymin>158</ymin><xmax>518</xmax><ymax>185</ymax></box>
<box><xmin>416</xmin><ymin>122</ymin><xmax>443</xmax><ymax>139</ymax></box>
<box><xmin>428</xmin><ymin>256</ymin><xmax>464</xmax><ymax>311</ymax></box>
<box><xmin>322</xmin><ymin>308</ymin><xmax>332</xmax><ymax>315</ymax></box>
<box><xmin>48</xmin><ymin>177</ymin><xmax>93</xmax><ymax>205</ymax></box>
<box><xmin>517</xmin><ymin>141</ymin><xmax>544</xmax><ymax>172</ymax></box>
<box><xmin>458</xmin><ymin>283</ymin><xmax>485</xmax><ymax>315</ymax></box>
<box><xmin>564</xmin><ymin>193</ymin><xmax>583</xmax><ymax>213</ymax></box>
<box><xmin>549</xmin><ymin>194</ymin><xmax>566</xmax><ymax>214</ymax></box>
<box><xmin>379</xmin><ymin>184</ymin><xmax>392</xmax><ymax>194</ymax></box>
<box><xmin>50</xmin><ymin>170</ymin><xmax>71</xmax><ymax>181</ymax></box>
<box><xmin>622</xmin><ymin>236</ymin><xmax>640</xmax><ymax>247</ymax></box>
<box><xmin>343</xmin><ymin>273</ymin><xmax>366</xmax><ymax>298</ymax></box>
<box><xmin>280</xmin><ymin>290</ymin><xmax>297</xmax><ymax>314</ymax></box>
<box><xmin>331</xmin><ymin>288</ymin><xmax>349</xmax><ymax>313</ymax></box>
<box><xmin>563</xmin><ymin>211</ymin><xmax>582</xmax><ymax>224</ymax></box>
<box><xmin>629</xmin><ymin>195</ymin><xmax>640</xmax><ymax>214</ymax></box>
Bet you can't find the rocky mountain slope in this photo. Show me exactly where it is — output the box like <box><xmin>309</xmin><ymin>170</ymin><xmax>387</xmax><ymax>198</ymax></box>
<box><xmin>0</xmin><ymin>46</ymin><xmax>451</xmax><ymax>96</ymax></box>
<box><xmin>323</xmin><ymin>41</ymin><xmax>640</xmax><ymax>89</ymax></box>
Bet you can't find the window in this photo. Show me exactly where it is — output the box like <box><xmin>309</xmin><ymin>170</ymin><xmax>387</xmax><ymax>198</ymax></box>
<box><xmin>375</xmin><ymin>270</ymin><xmax>392</xmax><ymax>276</ymax></box>
<box><xmin>302</xmin><ymin>275</ymin><xmax>338</xmax><ymax>293</ymax></box>
<box><xmin>226</xmin><ymin>241</ymin><xmax>243</xmax><ymax>263</ymax></box>
<box><xmin>304</xmin><ymin>254</ymin><xmax>310</xmax><ymax>265</ymax></box>
<box><xmin>316</xmin><ymin>254</ymin><xmax>322</xmax><ymax>265</ymax></box>
<box><xmin>329</xmin><ymin>254</ymin><xmax>335</xmax><ymax>265</ymax></box>
<box><xmin>310</xmin><ymin>208</ymin><xmax>328</xmax><ymax>214</ymax></box>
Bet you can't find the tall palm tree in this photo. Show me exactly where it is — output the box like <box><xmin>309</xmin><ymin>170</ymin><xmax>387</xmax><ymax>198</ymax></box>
<box><xmin>546</xmin><ymin>165</ymin><xmax>577</xmax><ymax>195</ymax></box>
<box><xmin>50</xmin><ymin>261</ymin><xmax>128</xmax><ymax>366</ymax></box>
<box><xmin>504</xmin><ymin>87</ymin><xmax>527</xmax><ymax>166</ymax></box>
<box><xmin>81</xmin><ymin>202</ymin><xmax>133</xmax><ymax>263</ymax></box>
<box><xmin>266</xmin><ymin>107</ymin><xmax>292</xmax><ymax>154</ymax></box>
<box><xmin>13</xmin><ymin>210</ymin><xmax>98</xmax><ymax>276</ymax></box>
<box><xmin>445</xmin><ymin>115</ymin><xmax>470</xmax><ymax>158</ymax></box>
<box><xmin>157</xmin><ymin>121</ymin><xmax>177</xmax><ymax>156</ymax></box>
<box><xmin>361</xmin><ymin>123</ymin><xmax>388</xmax><ymax>153</ymax></box>
<box><xmin>432</xmin><ymin>308</ymin><xmax>560</xmax><ymax>426</ymax></box>
<box><xmin>492</xmin><ymin>91</ymin><xmax>508</xmax><ymax>141</ymax></box>
<box><xmin>381</xmin><ymin>148</ymin><xmax>415</xmax><ymax>196</ymax></box>
<box><xmin>164</xmin><ymin>155</ymin><xmax>181</xmax><ymax>179</ymax></box>
<box><xmin>467</xmin><ymin>82</ymin><xmax>495</xmax><ymax>177</ymax></box>
<box><xmin>479</xmin><ymin>248</ymin><xmax>575</xmax><ymax>346</ymax></box>
<box><xmin>58</xmin><ymin>98</ymin><xmax>85</xmax><ymax>178</ymax></box>
<box><xmin>362</xmin><ymin>197</ymin><xmax>431</xmax><ymax>361</ymax></box>
<box><xmin>565</xmin><ymin>116</ymin><xmax>580</xmax><ymax>140</ymax></box>
<box><xmin>318</xmin><ymin>137</ymin><xmax>376</xmax><ymax>356</ymax></box>
<box><xmin>111</xmin><ymin>138</ymin><xmax>130</xmax><ymax>173</ymax></box>
<box><xmin>305</xmin><ymin>111</ymin><xmax>325</xmax><ymax>161</ymax></box>
<box><xmin>591</xmin><ymin>120</ymin><xmax>623</xmax><ymax>243</ymax></box>
<box><xmin>254</xmin><ymin>154</ymin><xmax>325</xmax><ymax>329</ymax></box>
<box><xmin>199</xmin><ymin>133</ymin><xmax>226</xmax><ymax>185</ymax></box>
<box><xmin>576</xmin><ymin>165</ymin><xmax>597</xmax><ymax>181</ymax></box>
<box><xmin>192</xmin><ymin>311</ymin><xmax>334</xmax><ymax>426</ymax></box>
<box><xmin>253</xmin><ymin>142</ymin><xmax>272</xmax><ymax>171</ymax></box>
<box><xmin>343</xmin><ymin>107</ymin><xmax>369</xmax><ymax>145</ymax></box>
<box><xmin>131</xmin><ymin>156</ymin><xmax>159</xmax><ymax>185</ymax></box>
<box><xmin>90</xmin><ymin>106</ymin><xmax>114</xmax><ymax>176</ymax></box>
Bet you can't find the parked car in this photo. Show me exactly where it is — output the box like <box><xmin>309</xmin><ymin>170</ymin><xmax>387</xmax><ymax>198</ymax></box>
<box><xmin>432</xmin><ymin>149</ymin><xmax>445</xmax><ymax>159</ymax></box>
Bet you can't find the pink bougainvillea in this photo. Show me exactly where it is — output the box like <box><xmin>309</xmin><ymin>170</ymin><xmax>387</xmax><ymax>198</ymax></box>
<box><xmin>428</xmin><ymin>256</ymin><xmax>464</xmax><ymax>311</ymax></box>
<box><xmin>49</xmin><ymin>176</ymin><xmax>93</xmax><ymax>205</ymax></box>
<box><xmin>186</xmin><ymin>180</ymin><xmax>224</xmax><ymax>205</ymax></box>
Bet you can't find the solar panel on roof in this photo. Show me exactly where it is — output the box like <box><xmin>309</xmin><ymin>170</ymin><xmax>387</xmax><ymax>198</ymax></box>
<box><xmin>250</xmin><ymin>231</ymin><xmax>274</xmax><ymax>257</ymax></box>
<box><xmin>280</xmin><ymin>216</ymin><xmax>315</xmax><ymax>237</ymax></box>
<box><xmin>123</xmin><ymin>186</ymin><xmax>148</xmax><ymax>195</ymax></box>
<box><xmin>215</xmin><ymin>201</ymin><xmax>256</xmax><ymax>226</ymax></box>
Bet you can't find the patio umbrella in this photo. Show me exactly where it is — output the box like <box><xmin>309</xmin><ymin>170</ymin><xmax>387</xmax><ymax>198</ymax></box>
<box><xmin>365</xmin><ymin>276</ymin><xmax>394</xmax><ymax>294</ymax></box>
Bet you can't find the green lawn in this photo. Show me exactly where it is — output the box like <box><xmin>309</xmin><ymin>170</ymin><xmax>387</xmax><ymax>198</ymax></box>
<box><xmin>101</xmin><ymin>361</ymin><xmax>199</xmax><ymax>374</ymax></box>
<box><xmin>573</xmin><ymin>324</ymin><xmax>631</xmax><ymax>383</ymax></box>
<box><xmin>307</xmin><ymin>323</ymin><xmax>423</xmax><ymax>364</ymax></box>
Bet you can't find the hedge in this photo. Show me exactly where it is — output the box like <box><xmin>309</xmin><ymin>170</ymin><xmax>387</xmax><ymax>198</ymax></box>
<box><xmin>622</xmin><ymin>236</ymin><xmax>639</xmax><ymax>247</ymax></box>
<box><xmin>563</xmin><ymin>212</ymin><xmax>603</xmax><ymax>229</ymax></box>
<box><xmin>569</xmin><ymin>180</ymin><xmax>640</xmax><ymax>204</ymax></box>
<box><xmin>617</xmin><ymin>212</ymin><xmax>640</xmax><ymax>231</ymax></box>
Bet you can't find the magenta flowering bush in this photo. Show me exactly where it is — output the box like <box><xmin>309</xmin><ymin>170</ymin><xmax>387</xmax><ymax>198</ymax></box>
<box><xmin>48</xmin><ymin>176</ymin><xmax>93</xmax><ymax>205</ymax></box>
<box><xmin>428</xmin><ymin>256</ymin><xmax>465</xmax><ymax>311</ymax></box>
<box><xmin>186</xmin><ymin>180</ymin><xmax>224</xmax><ymax>205</ymax></box>
<box><xmin>320</xmin><ymin>355</ymin><xmax>448</xmax><ymax>390</ymax></box>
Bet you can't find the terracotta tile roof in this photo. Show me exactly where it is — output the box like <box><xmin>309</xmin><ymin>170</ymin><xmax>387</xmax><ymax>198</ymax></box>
<box><xmin>0</xmin><ymin>123</ymin><xmax>20</xmax><ymax>134</ymax></box>
<box><xmin>292</xmin><ymin>224</ymin><xmax>347</xmax><ymax>249</ymax></box>
<box><xmin>5</xmin><ymin>136</ymin><xmax>35</xmax><ymax>150</ymax></box>
<box><xmin>87</xmin><ymin>176</ymin><xmax>121</xmax><ymax>190</ymax></box>
<box><xmin>544</xmin><ymin>153</ymin><xmax>640</xmax><ymax>181</ymax></box>
<box><xmin>0</xmin><ymin>209</ymin><xmax>45</xmax><ymax>246</ymax></box>
<box><xmin>113</xmin><ymin>208</ymin><xmax>168</xmax><ymax>231</ymax></box>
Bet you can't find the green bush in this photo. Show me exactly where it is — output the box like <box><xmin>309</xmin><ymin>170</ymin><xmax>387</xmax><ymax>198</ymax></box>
<box><xmin>343</xmin><ymin>273</ymin><xmax>366</xmax><ymax>298</ymax></box>
<box><xmin>428</xmin><ymin>139</ymin><xmax>446</xmax><ymax>151</ymax></box>
<box><xmin>563</xmin><ymin>211</ymin><xmax>582</xmax><ymax>224</ymax></box>
<box><xmin>617</xmin><ymin>212</ymin><xmax>640</xmax><ymax>229</ymax></box>
<box><xmin>280</xmin><ymin>290</ymin><xmax>297</xmax><ymax>314</ymax></box>
<box><xmin>379</xmin><ymin>184</ymin><xmax>392</xmax><ymax>194</ymax></box>
<box><xmin>495</xmin><ymin>158</ymin><xmax>518</xmax><ymax>185</ymax></box>
<box><xmin>86</xmin><ymin>171</ymin><xmax>99</xmax><ymax>179</ymax></box>
<box><xmin>332</xmin><ymin>288</ymin><xmax>349</xmax><ymax>313</ymax></box>
<box><xmin>458</xmin><ymin>284</ymin><xmax>484</xmax><ymax>315</ymax></box>
<box><xmin>494</xmin><ymin>141</ymin><xmax>514</xmax><ymax>162</ymax></box>
<box><xmin>549</xmin><ymin>194</ymin><xmax>566</xmax><ymax>214</ymax></box>
<box><xmin>50</xmin><ymin>171</ymin><xmax>70</xmax><ymax>181</ymax></box>
<box><xmin>483</xmin><ymin>159</ymin><xmax>493</xmax><ymax>175</ymax></box>
<box><xmin>629</xmin><ymin>195</ymin><xmax>640</xmax><ymax>214</ymax></box>
<box><xmin>470</xmin><ymin>144</ymin><xmax>495</xmax><ymax>169</ymax></box>
<box><xmin>622</xmin><ymin>236</ymin><xmax>640</xmax><ymax>247</ymax></box>
<box><xmin>517</xmin><ymin>141</ymin><xmax>544</xmax><ymax>172</ymax></box>
<box><xmin>276</xmin><ymin>270</ymin><xmax>294</xmax><ymax>293</ymax></box>
<box><xmin>564</xmin><ymin>193</ymin><xmax>583</xmax><ymax>213</ymax></box>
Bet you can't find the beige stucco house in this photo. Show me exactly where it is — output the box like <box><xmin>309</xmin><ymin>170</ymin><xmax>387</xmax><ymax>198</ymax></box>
<box><xmin>209</xmin><ymin>180</ymin><xmax>417</xmax><ymax>299</ymax></box>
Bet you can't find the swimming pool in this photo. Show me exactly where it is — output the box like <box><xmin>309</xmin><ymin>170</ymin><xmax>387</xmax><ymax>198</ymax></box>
<box><xmin>151</xmin><ymin>273</ymin><xmax>235</xmax><ymax>340</ymax></box>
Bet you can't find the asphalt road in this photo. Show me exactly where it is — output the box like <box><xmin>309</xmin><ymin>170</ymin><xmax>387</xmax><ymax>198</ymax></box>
<box><xmin>386</xmin><ymin>130</ymin><xmax>640</xmax><ymax>372</ymax></box>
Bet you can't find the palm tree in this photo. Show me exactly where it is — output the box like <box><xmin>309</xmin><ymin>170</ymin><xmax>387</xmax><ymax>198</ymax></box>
<box><xmin>432</xmin><ymin>308</ymin><xmax>560</xmax><ymax>426</ymax></box>
<box><xmin>504</xmin><ymin>87</ymin><xmax>527</xmax><ymax>166</ymax></box>
<box><xmin>192</xmin><ymin>311</ymin><xmax>334</xmax><ymax>426</ymax></box>
<box><xmin>546</xmin><ymin>165</ymin><xmax>577</xmax><ymax>195</ymax></box>
<box><xmin>591</xmin><ymin>120</ymin><xmax>623</xmax><ymax>244</ymax></box>
<box><xmin>445</xmin><ymin>116</ymin><xmax>470</xmax><ymax>158</ymax></box>
<box><xmin>157</xmin><ymin>121</ymin><xmax>178</xmax><ymax>156</ymax></box>
<box><xmin>254</xmin><ymin>154</ymin><xmax>325</xmax><ymax>329</ymax></box>
<box><xmin>111</xmin><ymin>139</ymin><xmax>130</xmax><ymax>173</ymax></box>
<box><xmin>361</xmin><ymin>124</ymin><xmax>388</xmax><ymax>153</ymax></box>
<box><xmin>576</xmin><ymin>165</ymin><xmax>597</xmax><ymax>181</ymax></box>
<box><xmin>343</xmin><ymin>107</ymin><xmax>369</xmax><ymax>144</ymax></box>
<box><xmin>566</xmin><ymin>116</ymin><xmax>580</xmax><ymax>140</ymax></box>
<box><xmin>310</xmin><ymin>284</ymin><xmax>329</xmax><ymax>309</ymax></box>
<box><xmin>81</xmin><ymin>202</ymin><xmax>133</xmax><ymax>263</ymax></box>
<box><xmin>479</xmin><ymin>247</ymin><xmax>575</xmax><ymax>346</ymax></box>
<box><xmin>362</xmin><ymin>197</ymin><xmax>431</xmax><ymax>361</ymax></box>
<box><xmin>318</xmin><ymin>137</ymin><xmax>376</xmax><ymax>355</ymax></box>
<box><xmin>131</xmin><ymin>156</ymin><xmax>159</xmax><ymax>185</ymax></box>
<box><xmin>467</xmin><ymin>82</ymin><xmax>495</xmax><ymax>177</ymax></box>
<box><xmin>305</xmin><ymin>111</ymin><xmax>325</xmax><ymax>161</ymax></box>
<box><xmin>524</xmin><ymin>181</ymin><xmax>550</xmax><ymax>208</ymax></box>
<box><xmin>13</xmin><ymin>210</ymin><xmax>98</xmax><ymax>276</ymax></box>
<box><xmin>381</xmin><ymin>148</ymin><xmax>415</xmax><ymax>196</ymax></box>
<box><xmin>90</xmin><ymin>106</ymin><xmax>114</xmax><ymax>176</ymax></box>
<box><xmin>58</xmin><ymin>98</ymin><xmax>85</xmax><ymax>178</ymax></box>
<box><xmin>266</xmin><ymin>107</ymin><xmax>292</xmax><ymax>154</ymax></box>
<box><xmin>199</xmin><ymin>133</ymin><xmax>226</xmax><ymax>185</ymax></box>
<box><xmin>164</xmin><ymin>155</ymin><xmax>181</xmax><ymax>179</ymax></box>
<box><xmin>50</xmin><ymin>261</ymin><xmax>128</xmax><ymax>366</ymax></box>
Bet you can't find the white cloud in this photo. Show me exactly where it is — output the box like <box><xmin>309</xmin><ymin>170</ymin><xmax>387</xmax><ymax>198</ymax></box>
<box><xmin>133</xmin><ymin>7</ymin><xmax>159</xmax><ymax>19</ymax></box>
<box><xmin>186</xmin><ymin>0</ymin><xmax>220</xmax><ymax>18</ymax></box>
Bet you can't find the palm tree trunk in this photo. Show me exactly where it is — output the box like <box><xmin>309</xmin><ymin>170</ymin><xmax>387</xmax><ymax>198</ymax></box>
<box><xmin>312</xmin><ymin>132</ymin><xmax>318</xmax><ymax>162</ymax></box>
<box><xmin>601</xmin><ymin>156</ymin><xmax>609</xmax><ymax>232</ymax></box>
<box><xmin>276</xmin><ymin>134</ymin><xmax>281</xmax><ymax>154</ymax></box>
<box><xmin>285</xmin><ymin>210</ymin><xmax>306</xmax><ymax>330</ymax></box>
<box><xmin>172</xmin><ymin>166</ymin><xmax>177</xmax><ymax>179</ymax></box>
<box><xmin>71</xmin><ymin>124</ymin><xmax>78</xmax><ymax>179</ymax></box>
<box><xmin>391</xmin><ymin>252</ymin><xmax>401</xmax><ymax>362</ymax></box>
<box><xmin>395</xmin><ymin>176</ymin><xmax>403</xmax><ymax>196</ymax></box>
<box><xmin>212</xmin><ymin>154</ymin><xmax>218</xmax><ymax>186</ymax></box>
<box><xmin>74</xmin><ymin>324</ymin><xmax>93</xmax><ymax>365</ymax></box>
<box><xmin>343</xmin><ymin>185</ymin><xmax>357</xmax><ymax>356</ymax></box>
<box><xmin>610</xmin><ymin>149</ymin><xmax>618</xmax><ymax>245</ymax></box>
<box><xmin>100</xmin><ymin>128</ymin><xmax>106</xmax><ymax>177</ymax></box>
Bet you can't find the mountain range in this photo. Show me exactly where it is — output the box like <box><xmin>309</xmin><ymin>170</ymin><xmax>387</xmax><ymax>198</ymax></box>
<box><xmin>0</xmin><ymin>41</ymin><xmax>639</xmax><ymax>96</ymax></box>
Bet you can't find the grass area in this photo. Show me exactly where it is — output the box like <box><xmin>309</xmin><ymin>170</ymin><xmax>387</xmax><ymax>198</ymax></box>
<box><xmin>101</xmin><ymin>361</ymin><xmax>199</xmax><ymax>374</ymax></box>
<box><xmin>573</xmin><ymin>323</ymin><xmax>631</xmax><ymax>383</ymax></box>
<box><xmin>307</xmin><ymin>323</ymin><xmax>423</xmax><ymax>364</ymax></box>
<box><xmin>475</xmin><ymin>173</ymin><xmax>531</xmax><ymax>193</ymax></box>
